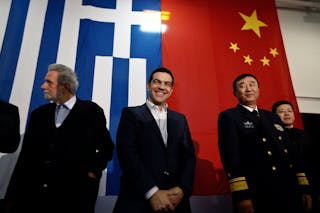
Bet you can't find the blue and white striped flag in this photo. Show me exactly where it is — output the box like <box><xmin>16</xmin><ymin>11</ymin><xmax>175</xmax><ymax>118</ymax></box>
<box><xmin>0</xmin><ymin>0</ymin><xmax>162</xmax><ymax>195</ymax></box>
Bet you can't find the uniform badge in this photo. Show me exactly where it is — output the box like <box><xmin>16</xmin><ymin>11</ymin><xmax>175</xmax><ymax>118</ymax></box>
<box><xmin>274</xmin><ymin>124</ymin><xmax>284</xmax><ymax>131</ymax></box>
<box><xmin>243</xmin><ymin>121</ymin><xmax>254</xmax><ymax>128</ymax></box>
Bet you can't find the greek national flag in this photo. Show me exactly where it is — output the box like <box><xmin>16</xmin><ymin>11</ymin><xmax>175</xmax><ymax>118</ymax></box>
<box><xmin>0</xmin><ymin>0</ymin><xmax>162</xmax><ymax>195</ymax></box>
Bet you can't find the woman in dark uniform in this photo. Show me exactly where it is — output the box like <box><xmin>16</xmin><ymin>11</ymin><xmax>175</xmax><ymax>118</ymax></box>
<box><xmin>272</xmin><ymin>100</ymin><xmax>317</xmax><ymax>212</ymax></box>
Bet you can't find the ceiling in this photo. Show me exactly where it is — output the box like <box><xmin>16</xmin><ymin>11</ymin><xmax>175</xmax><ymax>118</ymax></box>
<box><xmin>275</xmin><ymin>0</ymin><xmax>320</xmax><ymax>12</ymax></box>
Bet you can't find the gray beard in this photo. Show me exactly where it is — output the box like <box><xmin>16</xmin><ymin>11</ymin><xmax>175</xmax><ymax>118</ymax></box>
<box><xmin>43</xmin><ymin>89</ymin><xmax>63</xmax><ymax>103</ymax></box>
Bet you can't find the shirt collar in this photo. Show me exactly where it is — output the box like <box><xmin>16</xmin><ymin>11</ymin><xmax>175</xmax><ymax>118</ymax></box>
<box><xmin>241</xmin><ymin>104</ymin><xmax>258</xmax><ymax>113</ymax></box>
<box><xmin>146</xmin><ymin>99</ymin><xmax>168</xmax><ymax>112</ymax></box>
<box><xmin>58</xmin><ymin>96</ymin><xmax>76</xmax><ymax>110</ymax></box>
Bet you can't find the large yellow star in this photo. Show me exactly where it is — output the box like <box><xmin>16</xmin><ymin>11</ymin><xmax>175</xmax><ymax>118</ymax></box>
<box><xmin>239</xmin><ymin>10</ymin><xmax>268</xmax><ymax>37</ymax></box>
<box><xmin>229</xmin><ymin>42</ymin><xmax>240</xmax><ymax>53</ymax></box>
<box><xmin>243</xmin><ymin>55</ymin><xmax>253</xmax><ymax>66</ymax></box>
<box><xmin>260</xmin><ymin>56</ymin><xmax>270</xmax><ymax>66</ymax></box>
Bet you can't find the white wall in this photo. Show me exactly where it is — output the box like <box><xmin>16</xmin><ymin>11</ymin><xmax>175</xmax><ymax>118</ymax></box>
<box><xmin>277</xmin><ymin>9</ymin><xmax>320</xmax><ymax>114</ymax></box>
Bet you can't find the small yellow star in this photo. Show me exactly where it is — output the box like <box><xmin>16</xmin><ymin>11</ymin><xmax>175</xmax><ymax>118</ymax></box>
<box><xmin>239</xmin><ymin>10</ymin><xmax>268</xmax><ymax>38</ymax></box>
<box><xmin>243</xmin><ymin>55</ymin><xmax>253</xmax><ymax>66</ymax></box>
<box><xmin>269</xmin><ymin>48</ymin><xmax>279</xmax><ymax>58</ymax></box>
<box><xmin>229</xmin><ymin>42</ymin><xmax>240</xmax><ymax>53</ymax></box>
<box><xmin>260</xmin><ymin>56</ymin><xmax>270</xmax><ymax>66</ymax></box>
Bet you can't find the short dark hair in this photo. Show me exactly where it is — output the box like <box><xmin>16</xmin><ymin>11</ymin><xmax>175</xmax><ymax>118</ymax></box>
<box><xmin>233</xmin><ymin>73</ymin><xmax>259</xmax><ymax>92</ymax></box>
<box><xmin>148</xmin><ymin>67</ymin><xmax>174</xmax><ymax>85</ymax></box>
<box><xmin>272</xmin><ymin>100</ymin><xmax>294</xmax><ymax>113</ymax></box>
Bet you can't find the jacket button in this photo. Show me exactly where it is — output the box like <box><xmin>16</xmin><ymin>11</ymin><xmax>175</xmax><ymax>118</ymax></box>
<box><xmin>164</xmin><ymin>171</ymin><xmax>170</xmax><ymax>176</ymax></box>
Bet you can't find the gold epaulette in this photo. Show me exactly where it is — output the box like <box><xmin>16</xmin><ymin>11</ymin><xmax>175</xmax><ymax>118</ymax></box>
<box><xmin>229</xmin><ymin>177</ymin><xmax>248</xmax><ymax>192</ymax></box>
<box><xmin>296</xmin><ymin>173</ymin><xmax>310</xmax><ymax>185</ymax></box>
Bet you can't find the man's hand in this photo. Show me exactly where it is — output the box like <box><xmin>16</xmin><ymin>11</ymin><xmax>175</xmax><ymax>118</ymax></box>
<box><xmin>302</xmin><ymin>194</ymin><xmax>312</xmax><ymax>212</ymax></box>
<box><xmin>168</xmin><ymin>186</ymin><xmax>184</xmax><ymax>208</ymax></box>
<box><xmin>237</xmin><ymin>199</ymin><xmax>254</xmax><ymax>213</ymax></box>
<box><xmin>88</xmin><ymin>171</ymin><xmax>97</xmax><ymax>179</ymax></box>
<box><xmin>149</xmin><ymin>190</ymin><xmax>175</xmax><ymax>212</ymax></box>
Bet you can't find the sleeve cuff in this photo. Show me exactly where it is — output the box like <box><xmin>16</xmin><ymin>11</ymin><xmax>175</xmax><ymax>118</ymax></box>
<box><xmin>145</xmin><ymin>186</ymin><xmax>159</xmax><ymax>199</ymax></box>
<box><xmin>229</xmin><ymin>177</ymin><xmax>249</xmax><ymax>192</ymax></box>
<box><xmin>296</xmin><ymin>173</ymin><xmax>309</xmax><ymax>185</ymax></box>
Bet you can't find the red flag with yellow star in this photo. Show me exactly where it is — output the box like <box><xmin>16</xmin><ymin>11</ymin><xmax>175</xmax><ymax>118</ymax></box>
<box><xmin>211</xmin><ymin>1</ymin><xmax>301</xmax><ymax>118</ymax></box>
<box><xmin>161</xmin><ymin>0</ymin><xmax>302</xmax><ymax>195</ymax></box>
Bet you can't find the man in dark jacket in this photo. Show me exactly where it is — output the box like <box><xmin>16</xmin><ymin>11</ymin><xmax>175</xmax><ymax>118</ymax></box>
<box><xmin>113</xmin><ymin>67</ymin><xmax>196</xmax><ymax>213</ymax></box>
<box><xmin>0</xmin><ymin>101</ymin><xmax>20</xmax><ymax>212</ymax></box>
<box><xmin>0</xmin><ymin>100</ymin><xmax>20</xmax><ymax>153</ymax></box>
<box><xmin>218</xmin><ymin>73</ymin><xmax>312</xmax><ymax>213</ymax></box>
<box><xmin>4</xmin><ymin>64</ymin><xmax>114</xmax><ymax>213</ymax></box>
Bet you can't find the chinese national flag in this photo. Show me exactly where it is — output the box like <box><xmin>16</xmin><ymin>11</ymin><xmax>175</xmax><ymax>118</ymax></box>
<box><xmin>161</xmin><ymin>0</ymin><xmax>302</xmax><ymax>195</ymax></box>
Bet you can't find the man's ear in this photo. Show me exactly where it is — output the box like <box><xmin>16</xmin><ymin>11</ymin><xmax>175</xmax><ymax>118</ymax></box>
<box><xmin>63</xmin><ymin>84</ymin><xmax>71</xmax><ymax>93</ymax></box>
<box><xmin>233</xmin><ymin>90</ymin><xmax>237</xmax><ymax>97</ymax></box>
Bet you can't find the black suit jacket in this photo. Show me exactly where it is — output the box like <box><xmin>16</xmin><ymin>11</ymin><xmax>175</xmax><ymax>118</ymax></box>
<box><xmin>218</xmin><ymin>105</ymin><xmax>310</xmax><ymax>212</ymax></box>
<box><xmin>113</xmin><ymin>104</ymin><xmax>196</xmax><ymax>213</ymax></box>
<box><xmin>0</xmin><ymin>100</ymin><xmax>20</xmax><ymax>153</ymax></box>
<box><xmin>5</xmin><ymin>98</ymin><xmax>114</xmax><ymax>213</ymax></box>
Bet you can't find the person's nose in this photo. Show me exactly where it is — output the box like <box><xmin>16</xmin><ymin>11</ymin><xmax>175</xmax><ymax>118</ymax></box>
<box><xmin>40</xmin><ymin>82</ymin><xmax>46</xmax><ymax>90</ymax></box>
<box><xmin>159</xmin><ymin>84</ymin><xmax>165</xmax><ymax>89</ymax></box>
<box><xmin>158</xmin><ymin>82</ymin><xmax>166</xmax><ymax>90</ymax></box>
<box><xmin>245</xmin><ymin>85</ymin><xmax>251</xmax><ymax>91</ymax></box>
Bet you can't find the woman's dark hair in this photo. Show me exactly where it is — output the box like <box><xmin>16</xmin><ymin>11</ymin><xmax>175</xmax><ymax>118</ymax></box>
<box><xmin>272</xmin><ymin>100</ymin><xmax>294</xmax><ymax>113</ymax></box>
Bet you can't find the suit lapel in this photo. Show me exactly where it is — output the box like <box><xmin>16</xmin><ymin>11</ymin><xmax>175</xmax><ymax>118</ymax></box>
<box><xmin>237</xmin><ymin>104</ymin><xmax>250</xmax><ymax>114</ymax></box>
<box><xmin>258</xmin><ymin>110</ymin><xmax>276</xmax><ymax>138</ymax></box>
<box><xmin>140</xmin><ymin>104</ymin><xmax>166</xmax><ymax>147</ymax></box>
<box><xmin>48</xmin><ymin>103</ymin><xmax>57</xmax><ymax>127</ymax></box>
<box><xmin>166</xmin><ymin>110</ymin><xmax>174</xmax><ymax>148</ymax></box>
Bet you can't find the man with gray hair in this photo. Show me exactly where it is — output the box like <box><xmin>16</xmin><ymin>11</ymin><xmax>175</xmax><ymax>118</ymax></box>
<box><xmin>4</xmin><ymin>64</ymin><xmax>114</xmax><ymax>213</ymax></box>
